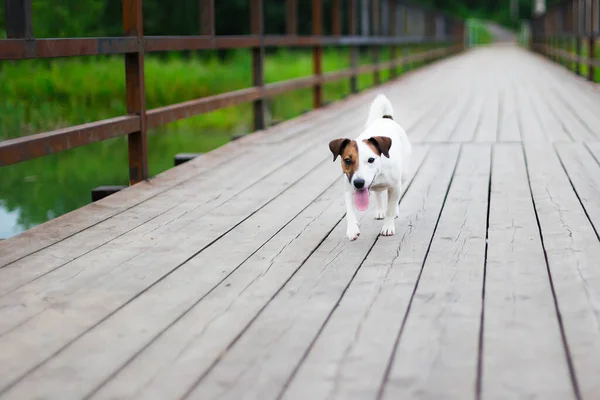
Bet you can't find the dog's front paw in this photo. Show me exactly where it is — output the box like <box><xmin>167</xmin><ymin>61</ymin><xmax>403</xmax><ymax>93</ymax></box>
<box><xmin>380</xmin><ymin>220</ymin><xmax>396</xmax><ymax>236</ymax></box>
<box><xmin>347</xmin><ymin>224</ymin><xmax>360</xmax><ymax>241</ymax></box>
<box><xmin>374</xmin><ymin>209</ymin><xmax>385</xmax><ymax>220</ymax></box>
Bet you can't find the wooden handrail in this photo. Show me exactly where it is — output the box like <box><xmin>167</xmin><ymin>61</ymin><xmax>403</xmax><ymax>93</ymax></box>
<box><xmin>0</xmin><ymin>0</ymin><xmax>466</xmax><ymax>184</ymax></box>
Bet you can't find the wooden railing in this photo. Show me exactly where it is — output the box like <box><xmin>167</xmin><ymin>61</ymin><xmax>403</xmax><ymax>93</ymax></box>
<box><xmin>0</xmin><ymin>0</ymin><xmax>465</xmax><ymax>185</ymax></box>
<box><xmin>530</xmin><ymin>0</ymin><xmax>598</xmax><ymax>80</ymax></box>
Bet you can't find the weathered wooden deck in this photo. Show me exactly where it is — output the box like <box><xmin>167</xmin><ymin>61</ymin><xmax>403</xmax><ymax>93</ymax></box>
<box><xmin>1</xmin><ymin>44</ymin><xmax>600</xmax><ymax>399</ymax></box>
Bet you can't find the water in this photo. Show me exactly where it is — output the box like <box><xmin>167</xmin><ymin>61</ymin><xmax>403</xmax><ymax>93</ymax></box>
<box><xmin>0</xmin><ymin>129</ymin><xmax>233</xmax><ymax>239</ymax></box>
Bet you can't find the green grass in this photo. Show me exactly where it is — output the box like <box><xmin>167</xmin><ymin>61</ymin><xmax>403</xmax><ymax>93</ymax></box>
<box><xmin>467</xmin><ymin>19</ymin><xmax>493</xmax><ymax>46</ymax></box>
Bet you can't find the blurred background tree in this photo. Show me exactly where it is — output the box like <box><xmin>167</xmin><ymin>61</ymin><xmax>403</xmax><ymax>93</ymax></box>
<box><xmin>0</xmin><ymin>0</ymin><xmax>565</xmax><ymax>40</ymax></box>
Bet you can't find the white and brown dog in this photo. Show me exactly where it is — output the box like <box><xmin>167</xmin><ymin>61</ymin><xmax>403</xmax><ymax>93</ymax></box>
<box><xmin>329</xmin><ymin>94</ymin><xmax>411</xmax><ymax>241</ymax></box>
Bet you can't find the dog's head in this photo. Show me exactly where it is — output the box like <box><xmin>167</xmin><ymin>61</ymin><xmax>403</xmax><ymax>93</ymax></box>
<box><xmin>328</xmin><ymin>136</ymin><xmax>392</xmax><ymax>190</ymax></box>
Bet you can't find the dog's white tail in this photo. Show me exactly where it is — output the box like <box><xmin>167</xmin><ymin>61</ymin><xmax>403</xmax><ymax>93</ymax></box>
<box><xmin>366</xmin><ymin>94</ymin><xmax>394</xmax><ymax>127</ymax></box>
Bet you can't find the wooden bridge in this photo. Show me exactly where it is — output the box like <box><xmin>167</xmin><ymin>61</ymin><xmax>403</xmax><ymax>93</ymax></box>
<box><xmin>2</xmin><ymin>0</ymin><xmax>600</xmax><ymax>399</ymax></box>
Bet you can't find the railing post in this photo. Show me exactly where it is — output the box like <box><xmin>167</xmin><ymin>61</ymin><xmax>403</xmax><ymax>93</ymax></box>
<box><xmin>567</xmin><ymin>1</ymin><xmax>574</xmax><ymax>70</ymax></box>
<box><xmin>588</xmin><ymin>0</ymin><xmax>596</xmax><ymax>81</ymax></box>
<box><xmin>4</xmin><ymin>0</ymin><xmax>33</xmax><ymax>38</ymax></box>
<box><xmin>348</xmin><ymin>0</ymin><xmax>358</xmax><ymax>94</ymax></box>
<box><xmin>576</xmin><ymin>0</ymin><xmax>582</xmax><ymax>75</ymax></box>
<box><xmin>389</xmin><ymin>0</ymin><xmax>398</xmax><ymax>79</ymax></box>
<box><xmin>332</xmin><ymin>0</ymin><xmax>341</xmax><ymax>37</ymax></box>
<box><xmin>403</xmin><ymin>6</ymin><xmax>412</xmax><ymax>71</ymax></box>
<box><xmin>200</xmin><ymin>0</ymin><xmax>215</xmax><ymax>35</ymax></box>
<box><xmin>286</xmin><ymin>0</ymin><xmax>297</xmax><ymax>35</ymax></box>
<box><xmin>312</xmin><ymin>0</ymin><xmax>323</xmax><ymax>109</ymax></box>
<box><xmin>123</xmin><ymin>0</ymin><xmax>148</xmax><ymax>185</ymax></box>
<box><xmin>372</xmin><ymin>0</ymin><xmax>380</xmax><ymax>85</ymax></box>
<box><xmin>250</xmin><ymin>0</ymin><xmax>266</xmax><ymax>130</ymax></box>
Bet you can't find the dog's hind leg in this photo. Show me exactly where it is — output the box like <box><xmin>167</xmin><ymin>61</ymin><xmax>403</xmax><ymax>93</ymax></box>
<box><xmin>374</xmin><ymin>190</ymin><xmax>386</xmax><ymax>220</ymax></box>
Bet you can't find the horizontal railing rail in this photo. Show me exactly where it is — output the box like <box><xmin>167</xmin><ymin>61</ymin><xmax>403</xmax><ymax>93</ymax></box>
<box><xmin>530</xmin><ymin>0</ymin><xmax>598</xmax><ymax>80</ymax></box>
<box><xmin>0</xmin><ymin>0</ymin><xmax>465</xmax><ymax>185</ymax></box>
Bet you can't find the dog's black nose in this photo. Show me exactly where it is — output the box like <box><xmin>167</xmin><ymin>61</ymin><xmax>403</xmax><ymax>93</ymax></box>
<box><xmin>353</xmin><ymin>178</ymin><xmax>365</xmax><ymax>189</ymax></box>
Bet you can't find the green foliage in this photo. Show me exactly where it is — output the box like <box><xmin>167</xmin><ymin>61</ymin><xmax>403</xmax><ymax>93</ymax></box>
<box><xmin>467</xmin><ymin>19</ymin><xmax>493</xmax><ymax>46</ymax></box>
<box><xmin>1</xmin><ymin>0</ymin><xmax>545</xmax><ymax>39</ymax></box>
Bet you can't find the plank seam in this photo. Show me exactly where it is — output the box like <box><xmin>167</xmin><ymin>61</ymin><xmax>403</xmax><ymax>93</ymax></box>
<box><xmin>495</xmin><ymin>90</ymin><xmax>503</xmax><ymax>143</ymax></box>
<box><xmin>583</xmin><ymin>142</ymin><xmax>600</xmax><ymax>169</ymax></box>
<box><xmin>275</xmin><ymin>146</ymin><xmax>432</xmax><ymax>400</ymax></box>
<box><xmin>376</xmin><ymin>144</ymin><xmax>463</xmax><ymax>400</ymax></box>
<box><xmin>0</xmin><ymin>154</ymin><xmax>336</xmax><ymax>396</ymax></box>
<box><xmin>475</xmin><ymin>143</ymin><xmax>493</xmax><ymax>399</ymax></box>
<box><xmin>548</xmin><ymin>86</ymin><xmax>600</xmax><ymax>140</ymax></box>
<box><xmin>180</xmin><ymin>215</ymin><xmax>347</xmax><ymax>400</ymax></box>
<box><xmin>469</xmin><ymin>98</ymin><xmax>486</xmax><ymax>143</ymax></box>
<box><xmin>553</xmin><ymin>144</ymin><xmax>600</xmax><ymax>243</ymax></box>
<box><xmin>530</xmin><ymin>83</ymin><xmax>574</xmax><ymax>142</ymax></box>
<box><xmin>521</xmin><ymin>144</ymin><xmax>583</xmax><ymax>400</ymax></box>
<box><xmin>83</xmin><ymin>172</ymin><xmax>347</xmax><ymax>400</ymax></box>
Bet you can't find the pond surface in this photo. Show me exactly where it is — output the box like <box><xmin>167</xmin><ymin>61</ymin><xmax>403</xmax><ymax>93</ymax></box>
<box><xmin>0</xmin><ymin>129</ymin><xmax>233</xmax><ymax>239</ymax></box>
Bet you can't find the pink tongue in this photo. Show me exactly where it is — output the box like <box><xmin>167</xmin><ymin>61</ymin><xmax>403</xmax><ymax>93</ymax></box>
<box><xmin>354</xmin><ymin>189</ymin><xmax>370</xmax><ymax>211</ymax></box>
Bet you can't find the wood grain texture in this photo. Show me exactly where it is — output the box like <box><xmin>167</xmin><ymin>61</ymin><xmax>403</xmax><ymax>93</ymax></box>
<box><xmin>482</xmin><ymin>143</ymin><xmax>574</xmax><ymax>399</ymax></box>
<box><xmin>524</xmin><ymin>142</ymin><xmax>600</xmax><ymax>398</ymax></box>
<box><xmin>381</xmin><ymin>144</ymin><xmax>489</xmax><ymax>399</ymax></box>
<box><xmin>281</xmin><ymin>145</ymin><xmax>460</xmax><ymax>400</ymax></box>
<box><xmin>0</xmin><ymin>146</ymin><xmax>342</xmax><ymax>394</ymax></box>
<box><xmin>556</xmin><ymin>143</ymin><xmax>600</xmax><ymax>236</ymax></box>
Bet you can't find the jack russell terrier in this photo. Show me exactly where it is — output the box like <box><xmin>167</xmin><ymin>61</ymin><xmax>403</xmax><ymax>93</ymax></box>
<box><xmin>328</xmin><ymin>94</ymin><xmax>412</xmax><ymax>241</ymax></box>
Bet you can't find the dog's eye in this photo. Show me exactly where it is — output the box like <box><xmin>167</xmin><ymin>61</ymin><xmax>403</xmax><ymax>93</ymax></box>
<box><xmin>344</xmin><ymin>158</ymin><xmax>352</xmax><ymax>165</ymax></box>
<box><xmin>368</xmin><ymin>157</ymin><xmax>375</xmax><ymax>163</ymax></box>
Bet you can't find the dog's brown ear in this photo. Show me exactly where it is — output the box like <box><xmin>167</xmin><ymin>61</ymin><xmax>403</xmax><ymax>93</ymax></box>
<box><xmin>367</xmin><ymin>136</ymin><xmax>392</xmax><ymax>158</ymax></box>
<box><xmin>329</xmin><ymin>138</ymin><xmax>351</xmax><ymax>162</ymax></box>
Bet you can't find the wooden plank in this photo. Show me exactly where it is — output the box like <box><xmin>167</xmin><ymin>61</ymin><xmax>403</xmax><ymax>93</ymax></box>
<box><xmin>0</xmin><ymin>143</ymin><xmax>340</xmax><ymax>393</ymax></box>
<box><xmin>180</xmin><ymin>146</ymin><xmax>441</xmax><ymax>400</ymax></box>
<box><xmin>525</xmin><ymin>50</ymin><xmax>600</xmax><ymax>129</ymax></box>
<box><xmin>409</xmin><ymin>91</ymin><xmax>459</xmax><ymax>143</ymax></box>
<box><xmin>525</xmin><ymin>80</ymin><xmax>574</xmax><ymax>142</ymax></box>
<box><xmin>515</xmin><ymin>84</ymin><xmax>546</xmax><ymax>143</ymax></box>
<box><xmin>90</xmin><ymin>183</ymin><xmax>349</xmax><ymax>400</ymax></box>
<box><xmin>449</xmin><ymin>77</ymin><xmax>485</xmax><ymax>143</ymax></box>
<box><xmin>524</xmin><ymin>141</ymin><xmax>600</xmax><ymax>398</ymax></box>
<box><xmin>380</xmin><ymin>144</ymin><xmax>488</xmax><ymax>399</ymax></box>
<box><xmin>280</xmin><ymin>145</ymin><xmax>460</xmax><ymax>400</ymax></box>
<box><xmin>426</xmin><ymin>79</ymin><xmax>475</xmax><ymax>143</ymax></box>
<box><xmin>550</xmin><ymin>90</ymin><xmax>600</xmax><ymax>140</ymax></box>
<box><xmin>474</xmin><ymin>64</ymin><xmax>499</xmax><ymax>142</ymax></box>
<box><xmin>527</xmin><ymin>78</ymin><xmax>595</xmax><ymax>142</ymax></box>
<box><xmin>92</xmin><ymin>147</ymin><xmax>427</xmax><ymax>400</ymax></box>
<box><xmin>0</xmin><ymin>98</ymin><xmax>374</xmax><ymax>295</ymax></box>
<box><xmin>497</xmin><ymin>71</ymin><xmax>521</xmax><ymax>142</ymax></box>
<box><xmin>481</xmin><ymin>143</ymin><xmax>574</xmax><ymax>399</ymax></box>
<box><xmin>587</xmin><ymin>142</ymin><xmax>600</xmax><ymax>164</ymax></box>
<box><xmin>556</xmin><ymin>143</ymin><xmax>600</xmax><ymax>236</ymax></box>
<box><xmin>518</xmin><ymin>52</ymin><xmax>597</xmax><ymax>142</ymax></box>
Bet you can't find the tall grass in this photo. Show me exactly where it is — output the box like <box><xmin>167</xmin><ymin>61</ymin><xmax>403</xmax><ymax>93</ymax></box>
<box><xmin>0</xmin><ymin>48</ymin><xmax>406</xmax><ymax>141</ymax></box>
